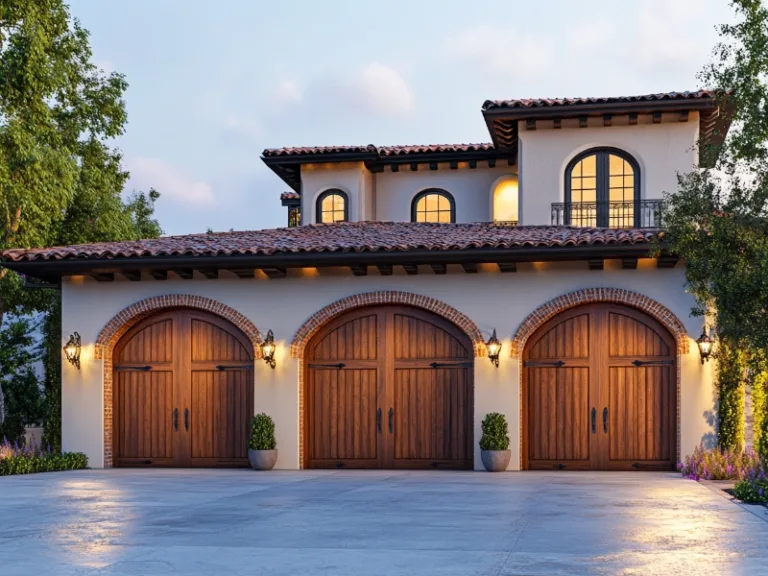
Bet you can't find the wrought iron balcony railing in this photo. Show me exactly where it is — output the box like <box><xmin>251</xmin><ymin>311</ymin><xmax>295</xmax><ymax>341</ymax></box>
<box><xmin>551</xmin><ymin>200</ymin><xmax>662</xmax><ymax>228</ymax></box>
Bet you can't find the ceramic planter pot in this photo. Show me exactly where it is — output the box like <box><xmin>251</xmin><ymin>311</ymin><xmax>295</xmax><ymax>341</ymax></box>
<box><xmin>248</xmin><ymin>449</ymin><xmax>278</xmax><ymax>471</ymax></box>
<box><xmin>481</xmin><ymin>449</ymin><xmax>511</xmax><ymax>472</ymax></box>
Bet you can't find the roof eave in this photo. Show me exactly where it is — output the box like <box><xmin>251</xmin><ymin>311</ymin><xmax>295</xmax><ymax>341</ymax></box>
<box><xmin>3</xmin><ymin>243</ymin><xmax>665</xmax><ymax>282</ymax></box>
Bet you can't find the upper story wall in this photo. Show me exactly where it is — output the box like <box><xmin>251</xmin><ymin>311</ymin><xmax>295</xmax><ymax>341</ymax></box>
<box><xmin>518</xmin><ymin>112</ymin><xmax>700</xmax><ymax>226</ymax></box>
<box><xmin>300</xmin><ymin>162</ymin><xmax>515</xmax><ymax>224</ymax></box>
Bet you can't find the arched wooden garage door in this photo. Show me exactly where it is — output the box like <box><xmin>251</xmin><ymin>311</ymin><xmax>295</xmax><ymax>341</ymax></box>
<box><xmin>113</xmin><ymin>309</ymin><xmax>254</xmax><ymax>467</ymax></box>
<box><xmin>523</xmin><ymin>303</ymin><xmax>676</xmax><ymax>471</ymax></box>
<box><xmin>305</xmin><ymin>306</ymin><xmax>474</xmax><ymax>470</ymax></box>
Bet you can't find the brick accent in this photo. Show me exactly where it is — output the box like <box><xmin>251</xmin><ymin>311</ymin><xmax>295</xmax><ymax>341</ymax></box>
<box><xmin>509</xmin><ymin>288</ymin><xmax>690</xmax><ymax>357</ymax></box>
<box><xmin>290</xmin><ymin>291</ymin><xmax>486</xmax><ymax>359</ymax></box>
<box><xmin>291</xmin><ymin>291</ymin><xmax>483</xmax><ymax>469</ymax></box>
<box><xmin>511</xmin><ymin>287</ymin><xmax>689</xmax><ymax>467</ymax></box>
<box><xmin>97</xmin><ymin>294</ymin><xmax>262</xmax><ymax>468</ymax></box>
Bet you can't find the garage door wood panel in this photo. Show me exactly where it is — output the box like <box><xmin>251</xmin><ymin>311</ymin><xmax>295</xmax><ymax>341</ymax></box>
<box><xmin>524</xmin><ymin>304</ymin><xmax>676</xmax><ymax>471</ymax></box>
<box><xmin>114</xmin><ymin>309</ymin><xmax>253</xmax><ymax>468</ymax></box>
<box><xmin>305</xmin><ymin>306</ymin><xmax>473</xmax><ymax>470</ymax></box>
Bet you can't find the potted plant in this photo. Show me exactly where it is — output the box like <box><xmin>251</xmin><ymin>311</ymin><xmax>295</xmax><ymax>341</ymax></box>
<box><xmin>248</xmin><ymin>413</ymin><xmax>277</xmax><ymax>470</ymax></box>
<box><xmin>480</xmin><ymin>412</ymin><xmax>511</xmax><ymax>472</ymax></box>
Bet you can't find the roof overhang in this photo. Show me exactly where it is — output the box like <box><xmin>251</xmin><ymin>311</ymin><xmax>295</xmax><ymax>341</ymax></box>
<box><xmin>3</xmin><ymin>242</ymin><xmax>667</xmax><ymax>283</ymax></box>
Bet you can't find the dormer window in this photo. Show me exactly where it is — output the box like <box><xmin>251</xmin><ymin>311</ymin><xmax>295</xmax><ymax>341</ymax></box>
<box><xmin>411</xmin><ymin>189</ymin><xmax>455</xmax><ymax>223</ymax></box>
<box><xmin>316</xmin><ymin>190</ymin><xmax>348</xmax><ymax>223</ymax></box>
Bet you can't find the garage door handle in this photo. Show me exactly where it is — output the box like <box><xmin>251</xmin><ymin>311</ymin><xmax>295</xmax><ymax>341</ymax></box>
<box><xmin>388</xmin><ymin>408</ymin><xmax>394</xmax><ymax>434</ymax></box>
<box><xmin>173</xmin><ymin>408</ymin><xmax>178</xmax><ymax>432</ymax></box>
<box><xmin>591</xmin><ymin>408</ymin><xmax>596</xmax><ymax>434</ymax></box>
<box><xmin>184</xmin><ymin>408</ymin><xmax>189</xmax><ymax>431</ymax></box>
<box><xmin>377</xmin><ymin>408</ymin><xmax>382</xmax><ymax>433</ymax></box>
<box><xmin>603</xmin><ymin>407</ymin><xmax>609</xmax><ymax>434</ymax></box>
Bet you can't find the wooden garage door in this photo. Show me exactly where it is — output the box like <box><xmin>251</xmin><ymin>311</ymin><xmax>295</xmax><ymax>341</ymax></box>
<box><xmin>305</xmin><ymin>306</ymin><xmax>473</xmax><ymax>470</ymax></box>
<box><xmin>523</xmin><ymin>303</ymin><xmax>676</xmax><ymax>471</ymax></box>
<box><xmin>114</xmin><ymin>309</ymin><xmax>254</xmax><ymax>467</ymax></box>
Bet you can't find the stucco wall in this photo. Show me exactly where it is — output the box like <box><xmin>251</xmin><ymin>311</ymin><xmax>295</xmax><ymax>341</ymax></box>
<box><xmin>518</xmin><ymin>115</ymin><xmax>700</xmax><ymax>225</ymax></box>
<box><xmin>300</xmin><ymin>162</ymin><xmax>368</xmax><ymax>223</ymax></box>
<box><xmin>61</xmin><ymin>263</ymin><xmax>715</xmax><ymax>470</ymax></box>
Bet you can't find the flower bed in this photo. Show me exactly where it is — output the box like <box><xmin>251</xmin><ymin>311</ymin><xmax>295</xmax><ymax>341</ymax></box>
<box><xmin>680</xmin><ymin>445</ymin><xmax>768</xmax><ymax>505</ymax></box>
<box><xmin>0</xmin><ymin>440</ymin><xmax>88</xmax><ymax>476</ymax></box>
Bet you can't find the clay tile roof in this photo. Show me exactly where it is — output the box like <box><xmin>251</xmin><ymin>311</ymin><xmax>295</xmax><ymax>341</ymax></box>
<box><xmin>3</xmin><ymin>222</ymin><xmax>658</xmax><ymax>263</ymax></box>
<box><xmin>482</xmin><ymin>89</ymin><xmax>718</xmax><ymax>111</ymax></box>
<box><xmin>262</xmin><ymin>143</ymin><xmax>496</xmax><ymax>159</ymax></box>
<box><xmin>280</xmin><ymin>192</ymin><xmax>300</xmax><ymax>200</ymax></box>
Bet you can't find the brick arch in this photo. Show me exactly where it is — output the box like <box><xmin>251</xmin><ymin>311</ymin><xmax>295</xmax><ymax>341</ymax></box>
<box><xmin>98</xmin><ymin>294</ymin><xmax>262</xmax><ymax>468</ymax></box>
<box><xmin>291</xmin><ymin>291</ymin><xmax>486</xmax><ymax>358</ymax></box>
<box><xmin>509</xmin><ymin>287</ymin><xmax>690</xmax><ymax>358</ymax></box>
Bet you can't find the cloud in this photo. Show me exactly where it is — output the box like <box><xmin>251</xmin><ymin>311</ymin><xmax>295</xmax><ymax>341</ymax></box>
<box><xmin>446</xmin><ymin>26</ymin><xmax>556</xmax><ymax>78</ymax></box>
<box><xmin>356</xmin><ymin>62</ymin><xmax>413</xmax><ymax>116</ymax></box>
<box><xmin>220</xmin><ymin>114</ymin><xmax>265</xmax><ymax>146</ymax></box>
<box><xmin>273</xmin><ymin>79</ymin><xmax>303</xmax><ymax>104</ymax></box>
<box><xmin>127</xmin><ymin>157</ymin><xmax>215</xmax><ymax>207</ymax></box>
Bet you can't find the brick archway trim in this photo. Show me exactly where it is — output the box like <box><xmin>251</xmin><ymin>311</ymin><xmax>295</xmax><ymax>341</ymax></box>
<box><xmin>97</xmin><ymin>294</ymin><xmax>262</xmax><ymax>468</ymax></box>
<box><xmin>509</xmin><ymin>287</ymin><xmax>690</xmax><ymax>357</ymax></box>
<box><xmin>290</xmin><ymin>291</ymin><xmax>487</xmax><ymax>359</ymax></box>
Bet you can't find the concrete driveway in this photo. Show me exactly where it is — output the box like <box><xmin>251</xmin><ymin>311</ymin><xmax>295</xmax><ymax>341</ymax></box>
<box><xmin>1</xmin><ymin>470</ymin><xmax>767</xmax><ymax>576</ymax></box>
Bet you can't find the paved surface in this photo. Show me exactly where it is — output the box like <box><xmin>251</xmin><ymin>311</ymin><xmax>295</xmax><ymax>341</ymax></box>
<box><xmin>1</xmin><ymin>470</ymin><xmax>768</xmax><ymax>576</ymax></box>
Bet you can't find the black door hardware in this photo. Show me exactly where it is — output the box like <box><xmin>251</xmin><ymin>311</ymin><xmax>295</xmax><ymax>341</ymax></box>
<box><xmin>524</xmin><ymin>360</ymin><xmax>566</xmax><ymax>368</ymax></box>
<box><xmin>308</xmin><ymin>363</ymin><xmax>346</xmax><ymax>369</ymax></box>
<box><xmin>388</xmin><ymin>408</ymin><xmax>394</xmax><ymax>434</ymax></box>
<box><xmin>184</xmin><ymin>408</ymin><xmax>189</xmax><ymax>431</ymax></box>
<box><xmin>173</xmin><ymin>408</ymin><xmax>178</xmax><ymax>432</ymax></box>
<box><xmin>216</xmin><ymin>364</ymin><xmax>253</xmax><ymax>371</ymax></box>
<box><xmin>115</xmin><ymin>365</ymin><xmax>152</xmax><ymax>372</ymax></box>
<box><xmin>631</xmin><ymin>359</ymin><xmax>674</xmax><ymax>367</ymax></box>
<box><xmin>603</xmin><ymin>407</ymin><xmax>609</xmax><ymax>433</ymax></box>
<box><xmin>591</xmin><ymin>408</ymin><xmax>597</xmax><ymax>434</ymax></box>
<box><xmin>429</xmin><ymin>362</ymin><xmax>474</xmax><ymax>369</ymax></box>
<box><xmin>377</xmin><ymin>408</ymin><xmax>382</xmax><ymax>433</ymax></box>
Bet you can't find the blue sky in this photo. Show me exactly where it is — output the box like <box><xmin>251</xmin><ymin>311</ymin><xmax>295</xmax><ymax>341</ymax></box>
<box><xmin>68</xmin><ymin>0</ymin><xmax>733</xmax><ymax>236</ymax></box>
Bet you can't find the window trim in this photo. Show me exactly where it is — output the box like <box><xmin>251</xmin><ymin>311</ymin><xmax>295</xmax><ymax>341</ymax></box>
<box><xmin>410</xmin><ymin>189</ymin><xmax>456</xmax><ymax>223</ymax></box>
<box><xmin>564</xmin><ymin>147</ymin><xmax>641</xmax><ymax>227</ymax></box>
<box><xmin>315</xmin><ymin>189</ymin><xmax>349</xmax><ymax>224</ymax></box>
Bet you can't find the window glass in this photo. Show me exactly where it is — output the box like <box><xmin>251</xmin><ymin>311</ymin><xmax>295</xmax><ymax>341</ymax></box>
<box><xmin>413</xmin><ymin>192</ymin><xmax>453</xmax><ymax>223</ymax></box>
<box><xmin>318</xmin><ymin>192</ymin><xmax>346</xmax><ymax>223</ymax></box>
<box><xmin>492</xmin><ymin>178</ymin><xmax>519</xmax><ymax>223</ymax></box>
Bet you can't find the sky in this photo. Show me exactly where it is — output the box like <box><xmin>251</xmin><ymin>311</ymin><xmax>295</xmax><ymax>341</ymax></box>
<box><xmin>67</xmin><ymin>0</ymin><xmax>735</xmax><ymax>236</ymax></box>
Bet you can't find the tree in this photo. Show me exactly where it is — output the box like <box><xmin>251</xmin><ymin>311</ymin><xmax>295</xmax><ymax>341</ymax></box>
<box><xmin>660</xmin><ymin>0</ymin><xmax>768</xmax><ymax>454</ymax></box>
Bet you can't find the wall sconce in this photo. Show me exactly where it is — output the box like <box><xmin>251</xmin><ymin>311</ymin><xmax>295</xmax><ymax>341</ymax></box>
<box><xmin>486</xmin><ymin>329</ymin><xmax>501</xmax><ymax>368</ymax></box>
<box><xmin>696</xmin><ymin>326</ymin><xmax>714</xmax><ymax>365</ymax></box>
<box><xmin>63</xmin><ymin>332</ymin><xmax>81</xmax><ymax>370</ymax></box>
<box><xmin>260</xmin><ymin>330</ymin><xmax>276</xmax><ymax>369</ymax></box>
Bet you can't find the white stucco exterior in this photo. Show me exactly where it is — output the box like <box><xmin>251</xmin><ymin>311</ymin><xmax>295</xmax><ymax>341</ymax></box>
<box><xmin>61</xmin><ymin>263</ymin><xmax>715</xmax><ymax>470</ymax></box>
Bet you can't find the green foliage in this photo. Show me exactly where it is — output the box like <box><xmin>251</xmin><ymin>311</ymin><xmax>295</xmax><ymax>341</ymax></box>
<box><xmin>479</xmin><ymin>412</ymin><xmax>510</xmax><ymax>451</ymax></box>
<box><xmin>680</xmin><ymin>444</ymin><xmax>761</xmax><ymax>480</ymax></box>
<box><xmin>249</xmin><ymin>413</ymin><xmax>276</xmax><ymax>451</ymax></box>
<box><xmin>658</xmin><ymin>1</ymin><xmax>768</xmax><ymax>451</ymax></box>
<box><xmin>41</xmin><ymin>298</ymin><xmax>62</xmax><ymax>451</ymax></box>
<box><xmin>732</xmin><ymin>460</ymin><xmax>768</xmax><ymax>503</ymax></box>
<box><xmin>0</xmin><ymin>449</ymin><xmax>87</xmax><ymax>476</ymax></box>
<box><xmin>753</xmin><ymin>369</ymin><xmax>768</xmax><ymax>462</ymax></box>
<box><xmin>717</xmin><ymin>342</ymin><xmax>747</xmax><ymax>451</ymax></box>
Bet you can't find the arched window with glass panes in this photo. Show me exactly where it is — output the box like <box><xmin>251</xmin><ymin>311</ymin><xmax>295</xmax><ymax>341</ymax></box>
<box><xmin>315</xmin><ymin>189</ymin><xmax>348</xmax><ymax>224</ymax></box>
<box><xmin>564</xmin><ymin>148</ymin><xmax>640</xmax><ymax>228</ymax></box>
<box><xmin>411</xmin><ymin>189</ymin><xmax>455</xmax><ymax>223</ymax></box>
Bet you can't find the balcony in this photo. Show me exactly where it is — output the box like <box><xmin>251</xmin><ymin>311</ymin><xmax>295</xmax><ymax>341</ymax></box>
<box><xmin>551</xmin><ymin>200</ymin><xmax>662</xmax><ymax>228</ymax></box>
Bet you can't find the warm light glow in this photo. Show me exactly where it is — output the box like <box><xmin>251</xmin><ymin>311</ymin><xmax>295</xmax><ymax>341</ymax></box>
<box><xmin>260</xmin><ymin>330</ymin><xmax>277</xmax><ymax>369</ymax></box>
<box><xmin>696</xmin><ymin>326</ymin><xmax>714</xmax><ymax>365</ymax></box>
<box><xmin>486</xmin><ymin>329</ymin><xmax>502</xmax><ymax>368</ymax></box>
<box><xmin>493</xmin><ymin>177</ymin><xmax>519</xmax><ymax>223</ymax></box>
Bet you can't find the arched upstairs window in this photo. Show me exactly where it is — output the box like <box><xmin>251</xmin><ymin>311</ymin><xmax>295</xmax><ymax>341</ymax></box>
<box><xmin>315</xmin><ymin>189</ymin><xmax>348</xmax><ymax>223</ymax></box>
<box><xmin>411</xmin><ymin>189</ymin><xmax>455</xmax><ymax>223</ymax></box>
<box><xmin>565</xmin><ymin>148</ymin><xmax>640</xmax><ymax>228</ymax></box>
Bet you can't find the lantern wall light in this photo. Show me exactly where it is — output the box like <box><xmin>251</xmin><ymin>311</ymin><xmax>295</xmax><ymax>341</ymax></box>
<box><xmin>260</xmin><ymin>329</ymin><xmax>276</xmax><ymax>369</ymax></box>
<box><xmin>696</xmin><ymin>325</ymin><xmax>714</xmax><ymax>365</ymax></box>
<box><xmin>63</xmin><ymin>332</ymin><xmax>81</xmax><ymax>370</ymax></box>
<box><xmin>486</xmin><ymin>329</ymin><xmax>502</xmax><ymax>368</ymax></box>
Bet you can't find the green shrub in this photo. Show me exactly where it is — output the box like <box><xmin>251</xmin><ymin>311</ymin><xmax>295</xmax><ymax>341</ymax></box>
<box><xmin>732</xmin><ymin>462</ymin><xmax>768</xmax><ymax>504</ymax></box>
<box><xmin>0</xmin><ymin>441</ymin><xmax>88</xmax><ymax>476</ymax></box>
<box><xmin>479</xmin><ymin>412</ymin><xmax>510</xmax><ymax>451</ymax></box>
<box><xmin>680</xmin><ymin>444</ymin><xmax>761</xmax><ymax>480</ymax></box>
<box><xmin>249</xmin><ymin>413</ymin><xmax>276</xmax><ymax>450</ymax></box>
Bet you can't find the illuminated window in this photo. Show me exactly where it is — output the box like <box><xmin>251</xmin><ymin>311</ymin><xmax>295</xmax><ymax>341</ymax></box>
<box><xmin>492</xmin><ymin>177</ymin><xmax>519</xmax><ymax>224</ymax></box>
<box><xmin>315</xmin><ymin>190</ymin><xmax>348</xmax><ymax>223</ymax></box>
<box><xmin>411</xmin><ymin>190</ymin><xmax>455</xmax><ymax>223</ymax></box>
<box><xmin>565</xmin><ymin>148</ymin><xmax>639</xmax><ymax>228</ymax></box>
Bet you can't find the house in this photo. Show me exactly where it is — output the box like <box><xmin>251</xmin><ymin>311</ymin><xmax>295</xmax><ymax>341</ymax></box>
<box><xmin>2</xmin><ymin>90</ymin><xmax>729</xmax><ymax>471</ymax></box>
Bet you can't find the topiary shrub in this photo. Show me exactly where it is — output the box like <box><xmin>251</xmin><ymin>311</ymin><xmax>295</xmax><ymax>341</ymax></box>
<box><xmin>249</xmin><ymin>413</ymin><xmax>276</xmax><ymax>451</ymax></box>
<box><xmin>479</xmin><ymin>412</ymin><xmax>510</xmax><ymax>451</ymax></box>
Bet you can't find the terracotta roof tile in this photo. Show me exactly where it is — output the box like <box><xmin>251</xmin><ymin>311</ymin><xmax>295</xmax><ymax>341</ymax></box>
<box><xmin>3</xmin><ymin>222</ymin><xmax>658</xmax><ymax>263</ymax></box>
<box><xmin>482</xmin><ymin>90</ymin><xmax>717</xmax><ymax>111</ymax></box>
<box><xmin>280</xmin><ymin>192</ymin><xmax>300</xmax><ymax>200</ymax></box>
<box><xmin>262</xmin><ymin>143</ymin><xmax>496</xmax><ymax>158</ymax></box>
